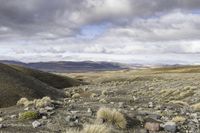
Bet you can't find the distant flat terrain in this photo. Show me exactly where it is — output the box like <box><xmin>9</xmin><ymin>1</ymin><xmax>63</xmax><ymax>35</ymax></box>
<box><xmin>0</xmin><ymin>60</ymin><xmax>129</xmax><ymax>72</ymax></box>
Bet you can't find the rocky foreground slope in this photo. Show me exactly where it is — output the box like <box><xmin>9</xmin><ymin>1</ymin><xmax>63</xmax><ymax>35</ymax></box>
<box><xmin>1</xmin><ymin>67</ymin><xmax>200</xmax><ymax>132</ymax></box>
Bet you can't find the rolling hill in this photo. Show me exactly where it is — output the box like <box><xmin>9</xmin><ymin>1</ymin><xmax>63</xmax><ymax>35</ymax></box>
<box><xmin>0</xmin><ymin>63</ymin><xmax>82</xmax><ymax>108</ymax></box>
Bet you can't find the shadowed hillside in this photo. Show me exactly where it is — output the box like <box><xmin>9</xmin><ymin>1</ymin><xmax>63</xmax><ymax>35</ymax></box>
<box><xmin>10</xmin><ymin>65</ymin><xmax>84</xmax><ymax>89</ymax></box>
<box><xmin>0</xmin><ymin>63</ymin><xmax>82</xmax><ymax>108</ymax></box>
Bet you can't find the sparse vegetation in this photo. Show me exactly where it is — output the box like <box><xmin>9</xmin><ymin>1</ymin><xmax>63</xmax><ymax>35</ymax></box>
<box><xmin>96</xmin><ymin>107</ymin><xmax>127</xmax><ymax>129</ymax></box>
<box><xmin>17</xmin><ymin>96</ymin><xmax>53</xmax><ymax>108</ymax></box>
<box><xmin>2</xmin><ymin>65</ymin><xmax>200</xmax><ymax>132</ymax></box>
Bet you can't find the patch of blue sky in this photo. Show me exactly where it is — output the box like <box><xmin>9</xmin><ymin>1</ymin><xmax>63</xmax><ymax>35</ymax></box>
<box><xmin>76</xmin><ymin>22</ymin><xmax>111</xmax><ymax>40</ymax></box>
<box><xmin>191</xmin><ymin>9</ymin><xmax>200</xmax><ymax>14</ymax></box>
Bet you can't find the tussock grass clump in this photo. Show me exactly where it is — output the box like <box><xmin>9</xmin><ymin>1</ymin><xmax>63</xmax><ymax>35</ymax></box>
<box><xmin>169</xmin><ymin>100</ymin><xmax>189</xmax><ymax>106</ymax></box>
<box><xmin>34</xmin><ymin>96</ymin><xmax>52</xmax><ymax>108</ymax></box>
<box><xmin>102</xmin><ymin>90</ymin><xmax>109</xmax><ymax>96</ymax></box>
<box><xmin>19</xmin><ymin>111</ymin><xmax>39</xmax><ymax>120</ymax></box>
<box><xmin>65</xmin><ymin>129</ymin><xmax>80</xmax><ymax>133</ymax></box>
<box><xmin>96</xmin><ymin>107</ymin><xmax>127</xmax><ymax>129</ymax></box>
<box><xmin>90</xmin><ymin>93</ymin><xmax>97</xmax><ymax>98</ymax></box>
<box><xmin>65</xmin><ymin>91</ymin><xmax>71</xmax><ymax>98</ymax></box>
<box><xmin>65</xmin><ymin>124</ymin><xmax>110</xmax><ymax>133</ymax></box>
<box><xmin>72</xmin><ymin>93</ymin><xmax>81</xmax><ymax>99</ymax></box>
<box><xmin>83</xmin><ymin>124</ymin><xmax>110</xmax><ymax>133</ymax></box>
<box><xmin>191</xmin><ymin>103</ymin><xmax>200</xmax><ymax>112</ymax></box>
<box><xmin>17</xmin><ymin>96</ymin><xmax>52</xmax><ymax>108</ymax></box>
<box><xmin>178</xmin><ymin>90</ymin><xmax>194</xmax><ymax>100</ymax></box>
<box><xmin>99</xmin><ymin>99</ymin><xmax>107</xmax><ymax>104</ymax></box>
<box><xmin>17</xmin><ymin>98</ymin><xmax>33</xmax><ymax>107</ymax></box>
<box><xmin>172</xmin><ymin>116</ymin><xmax>186</xmax><ymax>123</ymax></box>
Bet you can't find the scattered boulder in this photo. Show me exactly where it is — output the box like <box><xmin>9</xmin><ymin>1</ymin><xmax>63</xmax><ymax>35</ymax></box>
<box><xmin>0</xmin><ymin>124</ymin><xmax>5</xmax><ymax>129</ymax></box>
<box><xmin>0</xmin><ymin>117</ymin><xmax>3</xmax><ymax>122</ymax></box>
<box><xmin>10</xmin><ymin>115</ymin><xmax>17</xmax><ymax>119</ymax></box>
<box><xmin>144</xmin><ymin>122</ymin><xmax>160</xmax><ymax>132</ymax></box>
<box><xmin>118</xmin><ymin>102</ymin><xmax>125</xmax><ymax>108</ymax></box>
<box><xmin>32</xmin><ymin>120</ymin><xmax>41</xmax><ymax>128</ymax></box>
<box><xmin>148</xmin><ymin>102</ymin><xmax>154</xmax><ymax>108</ymax></box>
<box><xmin>44</xmin><ymin>106</ymin><xmax>55</xmax><ymax>111</ymax></box>
<box><xmin>164</xmin><ymin>121</ymin><xmax>176</xmax><ymax>133</ymax></box>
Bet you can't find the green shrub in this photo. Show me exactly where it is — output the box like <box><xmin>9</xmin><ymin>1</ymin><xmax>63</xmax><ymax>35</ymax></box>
<box><xmin>19</xmin><ymin>111</ymin><xmax>39</xmax><ymax>120</ymax></box>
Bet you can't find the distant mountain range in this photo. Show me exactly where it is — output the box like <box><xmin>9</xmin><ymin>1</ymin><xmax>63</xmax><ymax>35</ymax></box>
<box><xmin>0</xmin><ymin>60</ymin><xmax>130</xmax><ymax>72</ymax></box>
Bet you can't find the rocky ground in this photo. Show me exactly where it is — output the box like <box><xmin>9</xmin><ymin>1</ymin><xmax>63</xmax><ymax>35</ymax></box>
<box><xmin>1</xmin><ymin>68</ymin><xmax>200</xmax><ymax>133</ymax></box>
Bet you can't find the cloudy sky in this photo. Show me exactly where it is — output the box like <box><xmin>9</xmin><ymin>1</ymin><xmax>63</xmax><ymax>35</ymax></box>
<box><xmin>1</xmin><ymin>0</ymin><xmax>200</xmax><ymax>64</ymax></box>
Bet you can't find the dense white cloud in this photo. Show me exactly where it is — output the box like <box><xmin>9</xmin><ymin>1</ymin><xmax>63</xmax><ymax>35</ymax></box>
<box><xmin>0</xmin><ymin>0</ymin><xmax>200</xmax><ymax>64</ymax></box>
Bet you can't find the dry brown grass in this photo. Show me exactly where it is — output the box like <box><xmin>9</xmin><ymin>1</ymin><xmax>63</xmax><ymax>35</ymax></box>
<box><xmin>191</xmin><ymin>103</ymin><xmax>200</xmax><ymax>112</ymax></box>
<box><xmin>172</xmin><ymin>116</ymin><xmax>186</xmax><ymax>123</ymax></box>
<box><xmin>72</xmin><ymin>93</ymin><xmax>81</xmax><ymax>99</ymax></box>
<box><xmin>17</xmin><ymin>98</ymin><xmax>33</xmax><ymax>107</ymax></box>
<box><xmin>65</xmin><ymin>128</ymin><xmax>80</xmax><ymax>133</ymax></box>
<box><xmin>34</xmin><ymin>96</ymin><xmax>52</xmax><ymax>108</ymax></box>
<box><xmin>82</xmin><ymin>124</ymin><xmax>110</xmax><ymax>133</ymax></box>
<box><xmin>169</xmin><ymin>100</ymin><xmax>189</xmax><ymax>106</ymax></box>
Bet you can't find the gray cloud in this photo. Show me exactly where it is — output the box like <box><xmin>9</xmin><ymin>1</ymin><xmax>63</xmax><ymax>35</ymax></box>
<box><xmin>0</xmin><ymin>0</ymin><xmax>200</xmax><ymax>64</ymax></box>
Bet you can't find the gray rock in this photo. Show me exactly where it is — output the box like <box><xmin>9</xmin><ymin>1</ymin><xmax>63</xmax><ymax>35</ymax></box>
<box><xmin>24</xmin><ymin>107</ymin><xmax>29</xmax><ymax>111</ymax></box>
<box><xmin>0</xmin><ymin>117</ymin><xmax>3</xmax><ymax>122</ymax></box>
<box><xmin>144</xmin><ymin>122</ymin><xmax>160</xmax><ymax>132</ymax></box>
<box><xmin>42</xmin><ymin>116</ymin><xmax>47</xmax><ymax>120</ymax></box>
<box><xmin>47</xmin><ymin>111</ymin><xmax>55</xmax><ymax>116</ymax></box>
<box><xmin>118</xmin><ymin>102</ymin><xmax>125</xmax><ymax>108</ymax></box>
<box><xmin>164</xmin><ymin>121</ymin><xmax>176</xmax><ymax>133</ymax></box>
<box><xmin>10</xmin><ymin>115</ymin><xmax>17</xmax><ymax>119</ymax></box>
<box><xmin>45</xmin><ymin>106</ymin><xmax>55</xmax><ymax>111</ymax></box>
<box><xmin>87</xmin><ymin>108</ymin><xmax>92</xmax><ymax>113</ymax></box>
<box><xmin>148</xmin><ymin>102</ymin><xmax>154</xmax><ymax>108</ymax></box>
<box><xmin>32</xmin><ymin>120</ymin><xmax>41</xmax><ymax>128</ymax></box>
<box><xmin>0</xmin><ymin>124</ymin><xmax>4</xmax><ymax>129</ymax></box>
<box><xmin>39</xmin><ymin>108</ymin><xmax>47</xmax><ymax>114</ymax></box>
<box><xmin>65</xmin><ymin>115</ymin><xmax>71</xmax><ymax>122</ymax></box>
